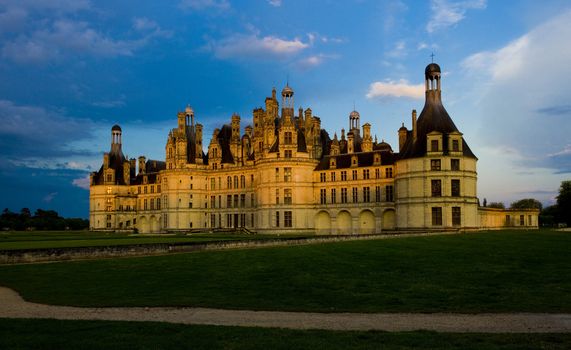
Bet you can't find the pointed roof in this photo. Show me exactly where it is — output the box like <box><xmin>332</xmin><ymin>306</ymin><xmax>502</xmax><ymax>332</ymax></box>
<box><xmin>399</xmin><ymin>63</ymin><xmax>476</xmax><ymax>160</ymax></box>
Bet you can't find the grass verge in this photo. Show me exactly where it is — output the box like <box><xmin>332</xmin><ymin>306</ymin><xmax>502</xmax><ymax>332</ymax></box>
<box><xmin>1</xmin><ymin>319</ymin><xmax>569</xmax><ymax>350</ymax></box>
<box><xmin>0</xmin><ymin>230</ymin><xmax>569</xmax><ymax>313</ymax></box>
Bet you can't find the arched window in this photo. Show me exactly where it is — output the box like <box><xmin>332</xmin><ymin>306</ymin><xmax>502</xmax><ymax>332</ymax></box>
<box><xmin>234</xmin><ymin>176</ymin><xmax>238</xmax><ymax>188</ymax></box>
<box><xmin>240</xmin><ymin>175</ymin><xmax>246</xmax><ymax>188</ymax></box>
<box><xmin>227</xmin><ymin>176</ymin><xmax>232</xmax><ymax>189</ymax></box>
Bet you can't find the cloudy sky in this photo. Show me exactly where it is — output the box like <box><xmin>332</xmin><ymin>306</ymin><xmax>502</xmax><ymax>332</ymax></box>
<box><xmin>1</xmin><ymin>0</ymin><xmax>570</xmax><ymax>218</ymax></box>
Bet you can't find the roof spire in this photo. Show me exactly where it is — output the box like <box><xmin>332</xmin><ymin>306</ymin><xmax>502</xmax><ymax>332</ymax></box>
<box><xmin>430</xmin><ymin>52</ymin><xmax>435</xmax><ymax>63</ymax></box>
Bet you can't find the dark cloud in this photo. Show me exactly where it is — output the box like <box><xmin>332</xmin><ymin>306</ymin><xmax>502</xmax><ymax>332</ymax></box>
<box><xmin>0</xmin><ymin>100</ymin><xmax>96</xmax><ymax>159</ymax></box>
<box><xmin>536</xmin><ymin>105</ymin><xmax>571</xmax><ymax>116</ymax></box>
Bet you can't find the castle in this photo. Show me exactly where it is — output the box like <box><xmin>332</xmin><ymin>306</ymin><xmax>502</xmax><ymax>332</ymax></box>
<box><xmin>89</xmin><ymin>63</ymin><xmax>539</xmax><ymax>234</ymax></box>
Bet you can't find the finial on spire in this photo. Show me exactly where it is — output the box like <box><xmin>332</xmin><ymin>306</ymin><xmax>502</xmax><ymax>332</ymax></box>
<box><xmin>430</xmin><ymin>52</ymin><xmax>435</xmax><ymax>63</ymax></box>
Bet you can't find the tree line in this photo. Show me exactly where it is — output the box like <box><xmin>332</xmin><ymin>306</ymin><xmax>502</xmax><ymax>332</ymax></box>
<box><xmin>0</xmin><ymin>208</ymin><xmax>89</xmax><ymax>231</ymax></box>
<box><xmin>482</xmin><ymin>180</ymin><xmax>571</xmax><ymax>227</ymax></box>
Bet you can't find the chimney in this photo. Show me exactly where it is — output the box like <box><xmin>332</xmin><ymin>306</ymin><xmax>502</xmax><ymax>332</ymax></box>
<box><xmin>412</xmin><ymin>109</ymin><xmax>417</xmax><ymax>141</ymax></box>
<box><xmin>398</xmin><ymin>123</ymin><xmax>408</xmax><ymax>151</ymax></box>
<box><xmin>138</xmin><ymin>156</ymin><xmax>146</xmax><ymax>174</ymax></box>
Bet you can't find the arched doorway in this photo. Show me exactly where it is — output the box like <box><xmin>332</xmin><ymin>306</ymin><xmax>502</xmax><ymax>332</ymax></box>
<box><xmin>382</xmin><ymin>209</ymin><xmax>396</xmax><ymax>230</ymax></box>
<box><xmin>150</xmin><ymin>215</ymin><xmax>160</xmax><ymax>233</ymax></box>
<box><xmin>314</xmin><ymin>211</ymin><xmax>332</xmax><ymax>235</ymax></box>
<box><xmin>337</xmin><ymin>210</ymin><xmax>352</xmax><ymax>235</ymax></box>
<box><xmin>359</xmin><ymin>210</ymin><xmax>375</xmax><ymax>234</ymax></box>
<box><xmin>138</xmin><ymin>216</ymin><xmax>150</xmax><ymax>233</ymax></box>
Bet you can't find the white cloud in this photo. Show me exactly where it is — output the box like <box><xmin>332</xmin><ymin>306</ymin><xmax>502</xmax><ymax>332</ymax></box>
<box><xmin>426</xmin><ymin>0</ymin><xmax>486</xmax><ymax>33</ymax></box>
<box><xmin>43</xmin><ymin>192</ymin><xmax>58</xmax><ymax>203</ymax></box>
<box><xmin>462</xmin><ymin>35</ymin><xmax>528</xmax><ymax>81</ymax></box>
<box><xmin>2</xmin><ymin>19</ymin><xmax>170</xmax><ymax>64</ymax></box>
<box><xmin>460</xmin><ymin>9</ymin><xmax>571</xmax><ymax>175</ymax></box>
<box><xmin>386</xmin><ymin>40</ymin><xmax>407</xmax><ymax>58</ymax></box>
<box><xmin>296</xmin><ymin>54</ymin><xmax>337</xmax><ymax>69</ymax></box>
<box><xmin>268</xmin><ymin>0</ymin><xmax>282</xmax><ymax>7</ymax></box>
<box><xmin>366</xmin><ymin>79</ymin><xmax>424</xmax><ymax>99</ymax></box>
<box><xmin>72</xmin><ymin>175</ymin><xmax>91</xmax><ymax>190</ymax></box>
<box><xmin>210</xmin><ymin>33</ymin><xmax>309</xmax><ymax>60</ymax></box>
<box><xmin>179</xmin><ymin>0</ymin><xmax>230</xmax><ymax>11</ymax></box>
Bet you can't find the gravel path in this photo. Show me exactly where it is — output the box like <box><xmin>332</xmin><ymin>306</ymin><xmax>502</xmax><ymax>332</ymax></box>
<box><xmin>1</xmin><ymin>287</ymin><xmax>570</xmax><ymax>333</ymax></box>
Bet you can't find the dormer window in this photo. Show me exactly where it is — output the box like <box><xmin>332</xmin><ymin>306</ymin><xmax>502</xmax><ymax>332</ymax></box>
<box><xmin>284</xmin><ymin>132</ymin><xmax>293</xmax><ymax>145</ymax></box>
<box><xmin>452</xmin><ymin>140</ymin><xmax>459</xmax><ymax>152</ymax></box>
<box><xmin>431</xmin><ymin>140</ymin><xmax>439</xmax><ymax>152</ymax></box>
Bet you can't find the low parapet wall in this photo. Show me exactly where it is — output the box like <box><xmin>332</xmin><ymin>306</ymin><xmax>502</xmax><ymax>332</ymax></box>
<box><xmin>1</xmin><ymin>231</ymin><xmax>461</xmax><ymax>264</ymax></box>
<box><xmin>478</xmin><ymin>207</ymin><xmax>540</xmax><ymax>229</ymax></box>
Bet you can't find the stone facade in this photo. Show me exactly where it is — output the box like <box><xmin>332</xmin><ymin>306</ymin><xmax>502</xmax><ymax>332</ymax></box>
<box><xmin>89</xmin><ymin>63</ymin><xmax>539</xmax><ymax>234</ymax></box>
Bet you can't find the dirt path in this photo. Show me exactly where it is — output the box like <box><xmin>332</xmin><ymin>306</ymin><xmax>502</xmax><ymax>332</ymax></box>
<box><xmin>1</xmin><ymin>287</ymin><xmax>569</xmax><ymax>333</ymax></box>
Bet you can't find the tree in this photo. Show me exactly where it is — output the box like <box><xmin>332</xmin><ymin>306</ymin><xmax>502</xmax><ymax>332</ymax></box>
<box><xmin>510</xmin><ymin>198</ymin><xmax>542</xmax><ymax>211</ymax></box>
<box><xmin>487</xmin><ymin>202</ymin><xmax>505</xmax><ymax>209</ymax></box>
<box><xmin>556</xmin><ymin>180</ymin><xmax>571</xmax><ymax>225</ymax></box>
<box><xmin>483</xmin><ymin>198</ymin><xmax>487</xmax><ymax>207</ymax></box>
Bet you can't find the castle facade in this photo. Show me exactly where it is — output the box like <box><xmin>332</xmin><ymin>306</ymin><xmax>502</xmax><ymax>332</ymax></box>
<box><xmin>89</xmin><ymin>63</ymin><xmax>539</xmax><ymax>234</ymax></box>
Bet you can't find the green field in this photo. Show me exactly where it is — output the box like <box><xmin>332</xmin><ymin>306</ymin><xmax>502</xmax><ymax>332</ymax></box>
<box><xmin>0</xmin><ymin>230</ymin><xmax>569</xmax><ymax>313</ymax></box>
<box><xmin>1</xmin><ymin>319</ymin><xmax>569</xmax><ymax>350</ymax></box>
<box><xmin>0</xmin><ymin>231</ymin><xmax>310</xmax><ymax>250</ymax></box>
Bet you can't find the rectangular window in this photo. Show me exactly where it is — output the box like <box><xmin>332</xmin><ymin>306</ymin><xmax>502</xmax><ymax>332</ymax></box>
<box><xmin>211</xmin><ymin>178</ymin><xmax>216</xmax><ymax>190</ymax></box>
<box><xmin>218</xmin><ymin>195</ymin><xmax>221</xmax><ymax>208</ymax></box>
<box><xmin>331</xmin><ymin>172</ymin><xmax>336</xmax><ymax>182</ymax></box>
<box><xmin>276</xmin><ymin>189</ymin><xmax>280</xmax><ymax>204</ymax></box>
<box><xmin>341</xmin><ymin>188</ymin><xmax>348</xmax><ymax>203</ymax></box>
<box><xmin>234</xmin><ymin>194</ymin><xmax>239</xmax><ymax>208</ymax></box>
<box><xmin>210</xmin><ymin>214</ymin><xmax>216</xmax><ymax>228</ymax></box>
<box><xmin>375</xmin><ymin>168</ymin><xmax>380</xmax><ymax>179</ymax></box>
<box><xmin>227</xmin><ymin>176</ymin><xmax>232</xmax><ymax>189</ymax></box>
<box><xmin>275</xmin><ymin>168</ymin><xmax>279</xmax><ymax>182</ymax></box>
<box><xmin>284</xmin><ymin>189</ymin><xmax>292</xmax><ymax>205</ymax></box>
<box><xmin>211</xmin><ymin>196</ymin><xmax>216</xmax><ymax>209</ymax></box>
<box><xmin>451</xmin><ymin>159</ymin><xmax>460</xmax><ymax>171</ymax></box>
<box><xmin>227</xmin><ymin>214</ymin><xmax>232</xmax><ymax>228</ymax></box>
<box><xmin>363</xmin><ymin>169</ymin><xmax>370</xmax><ymax>180</ymax></box>
<box><xmin>352</xmin><ymin>170</ymin><xmax>358</xmax><ymax>180</ymax></box>
<box><xmin>452</xmin><ymin>207</ymin><xmax>461</xmax><ymax>226</ymax></box>
<box><xmin>320</xmin><ymin>172</ymin><xmax>326</xmax><ymax>182</ymax></box>
<box><xmin>385</xmin><ymin>167</ymin><xmax>393</xmax><ymax>178</ymax></box>
<box><xmin>431</xmin><ymin>159</ymin><xmax>441</xmax><ymax>171</ymax></box>
<box><xmin>431</xmin><ymin>179</ymin><xmax>442</xmax><ymax>197</ymax></box>
<box><xmin>157</xmin><ymin>185</ymin><xmax>161</xmax><ymax>193</ymax></box>
<box><xmin>520</xmin><ymin>215</ymin><xmax>525</xmax><ymax>226</ymax></box>
<box><xmin>150</xmin><ymin>199</ymin><xmax>154</xmax><ymax>210</ymax></box>
<box><xmin>144</xmin><ymin>199</ymin><xmax>148</xmax><ymax>210</ymax></box>
<box><xmin>144</xmin><ymin>186</ymin><xmax>148</xmax><ymax>194</ymax></box>
<box><xmin>276</xmin><ymin>211</ymin><xmax>280</xmax><ymax>227</ymax></box>
<box><xmin>431</xmin><ymin>139</ymin><xmax>439</xmax><ymax>152</ymax></box>
<box><xmin>452</xmin><ymin>139</ymin><xmax>460</xmax><ymax>152</ymax></box>
<box><xmin>451</xmin><ymin>179</ymin><xmax>460</xmax><ymax>197</ymax></box>
<box><xmin>352</xmin><ymin>187</ymin><xmax>358</xmax><ymax>203</ymax></box>
<box><xmin>284</xmin><ymin>167</ymin><xmax>292</xmax><ymax>182</ymax></box>
<box><xmin>240</xmin><ymin>194</ymin><xmax>246</xmax><ymax>208</ymax></box>
<box><xmin>284</xmin><ymin>132</ymin><xmax>293</xmax><ymax>145</ymax></box>
<box><xmin>341</xmin><ymin>171</ymin><xmax>347</xmax><ymax>181</ymax></box>
<box><xmin>227</xmin><ymin>195</ymin><xmax>232</xmax><ymax>208</ymax></box>
<box><xmin>251</xmin><ymin>194</ymin><xmax>255</xmax><ymax>207</ymax></box>
<box><xmin>150</xmin><ymin>185</ymin><xmax>154</xmax><ymax>194</ymax></box>
<box><xmin>385</xmin><ymin>185</ymin><xmax>394</xmax><ymax>202</ymax></box>
<box><xmin>284</xmin><ymin>211</ymin><xmax>292</xmax><ymax>227</ymax></box>
<box><xmin>363</xmin><ymin>187</ymin><xmax>370</xmax><ymax>202</ymax></box>
<box><xmin>432</xmin><ymin>207</ymin><xmax>443</xmax><ymax>226</ymax></box>
<box><xmin>157</xmin><ymin>198</ymin><xmax>161</xmax><ymax>210</ymax></box>
<box><xmin>331</xmin><ymin>189</ymin><xmax>336</xmax><ymax>204</ymax></box>
<box><xmin>320</xmin><ymin>188</ymin><xmax>327</xmax><ymax>204</ymax></box>
<box><xmin>375</xmin><ymin>186</ymin><xmax>381</xmax><ymax>202</ymax></box>
<box><xmin>284</xmin><ymin>150</ymin><xmax>292</xmax><ymax>158</ymax></box>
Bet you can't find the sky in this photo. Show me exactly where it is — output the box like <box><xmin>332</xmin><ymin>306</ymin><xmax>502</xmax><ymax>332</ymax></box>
<box><xmin>0</xmin><ymin>0</ymin><xmax>570</xmax><ymax>218</ymax></box>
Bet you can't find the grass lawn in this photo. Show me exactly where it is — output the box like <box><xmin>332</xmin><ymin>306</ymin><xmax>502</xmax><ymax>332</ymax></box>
<box><xmin>1</xmin><ymin>319</ymin><xmax>569</xmax><ymax>350</ymax></box>
<box><xmin>0</xmin><ymin>230</ymin><xmax>569</xmax><ymax>313</ymax></box>
<box><xmin>0</xmin><ymin>231</ymin><xmax>310</xmax><ymax>250</ymax></box>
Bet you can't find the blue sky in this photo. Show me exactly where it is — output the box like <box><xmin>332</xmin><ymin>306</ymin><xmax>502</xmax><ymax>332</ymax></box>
<box><xmin>1</xmin><ymin>0</ymin><xmax>570</xmax><ymax>218</ymax></box>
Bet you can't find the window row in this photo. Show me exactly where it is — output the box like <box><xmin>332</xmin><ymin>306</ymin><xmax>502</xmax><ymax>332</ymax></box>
<box><xmin>320</xmin><ymin>168</ymin><xmax>393</xmax><ymax>182</ymax></box>
<box><xmin>431</xmin><ymin>179</ymin><xmax>461</xmax><ymax>197</ymax></box>
<box><xmin>431</xmin><ymin>207</ymin><xmax>461</xmax><ymax>226</ymax></box>
<box><xmin>320</xmin><ymin>186</ymin><xmax>394</xmax><ymax>204</ymax></box>
<box><xmin>430</xmin><ymin>158</ymin><xmax>461</xmax><ymax>171</ymax></box>
<box><xmin>275</xmin><ymin>210</ymin><xmax>293</xmax><ymax>228</ymax></box>
<box><xmin>137</xmin><ymin>184</ymin><xmax>161</xmax><ymax>194</ymax></box>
